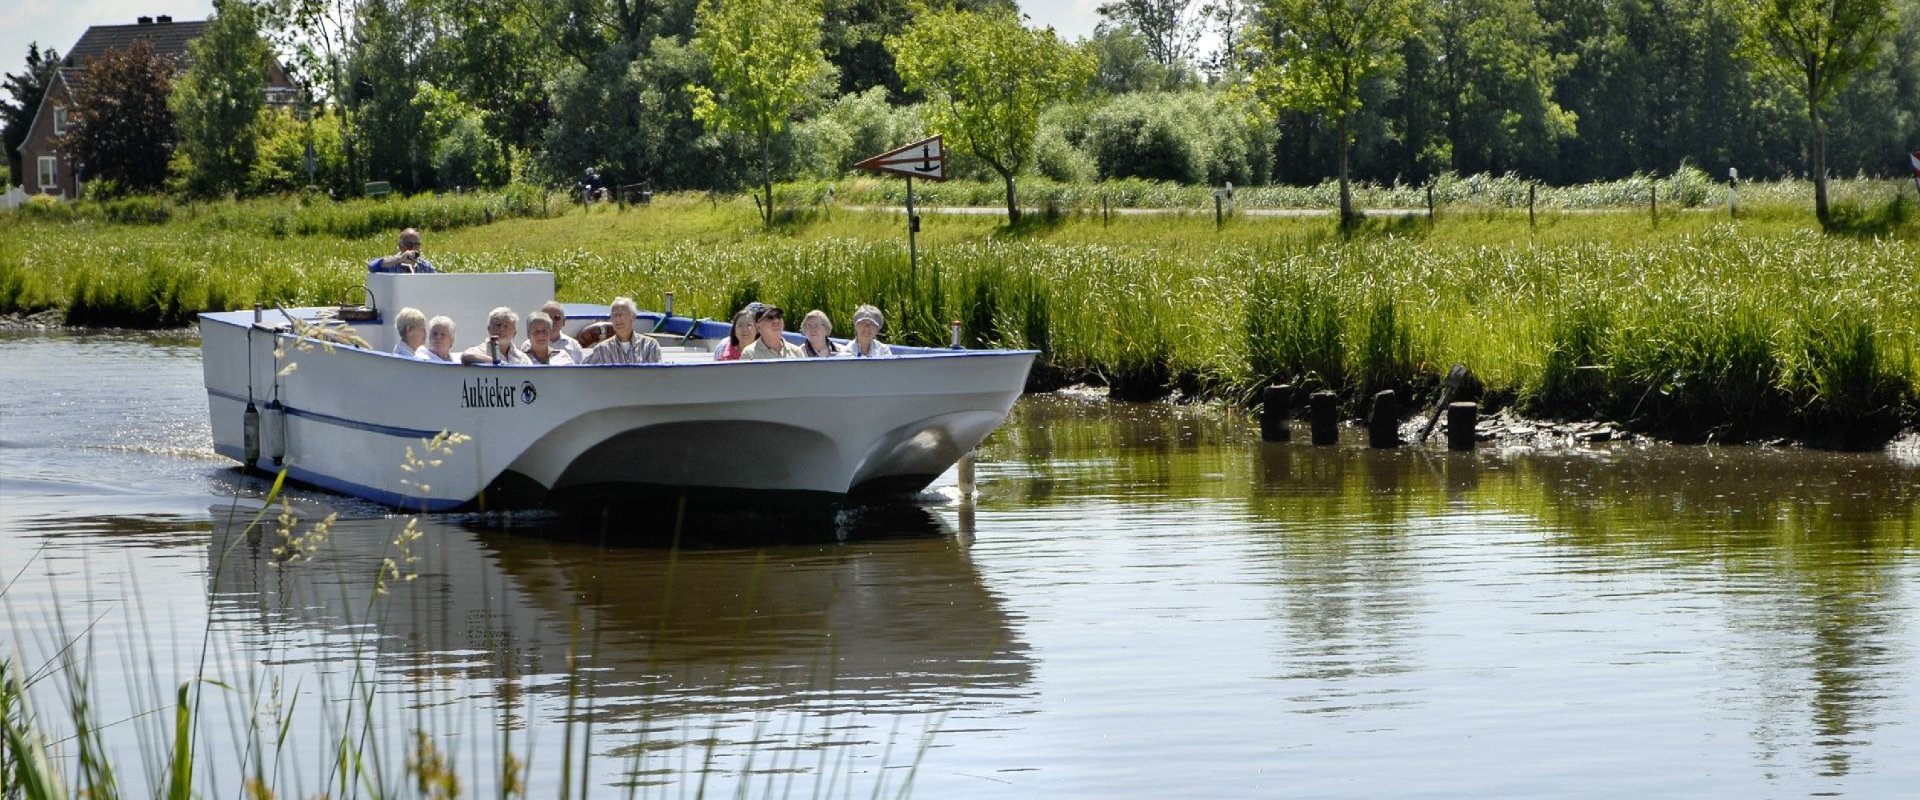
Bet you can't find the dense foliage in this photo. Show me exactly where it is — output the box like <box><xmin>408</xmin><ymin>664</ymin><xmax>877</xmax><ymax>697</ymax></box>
<box><xmin>3</xmin><ymin>0</ymin><xmax>1917</xmax><ymax>205</ymax></box>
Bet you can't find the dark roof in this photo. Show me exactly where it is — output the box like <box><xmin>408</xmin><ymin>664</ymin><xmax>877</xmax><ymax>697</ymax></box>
<box><xmin>61</xmin><ymin>20</ymin><xmax>209</xmax><ymax>68</ymax></box>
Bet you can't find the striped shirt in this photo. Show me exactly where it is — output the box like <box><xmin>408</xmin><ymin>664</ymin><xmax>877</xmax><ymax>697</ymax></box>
<box><xmin>582</xmin><ymin>335</ymin><xmax>663</xmax><ymax>365</ymax></box>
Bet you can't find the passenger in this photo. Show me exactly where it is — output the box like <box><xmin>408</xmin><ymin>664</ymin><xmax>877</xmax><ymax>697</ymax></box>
<box><xmin>799</xmin><ymin>309</ymin><xmax>843</xmax><ymax>358</ymax></box>
<box><xmin>581</xmin><ymin>296</ymin><xmax>664</xmax><ymax>364</ymax></box>
<box><xmin>392</xmin><ymin>307</ymin><xmax>428</xmax><ymax>357</ymax></box>
<box><xmin>712</xmin><ymin>308</ymin><xmax>754</xmax><ymax>361</ymax></box>
<box><xmin>368</xmin><ymin>228</ymin><xmax>436</xmax><ymax>273</ymax></box>
<box><xmin>523</xmin><ymin>311</ymin><xmax>573</xmax><ymax>365</ymax></box>
<box><xmin>461</xmin><ymin>307</ymin><xmax>532</xmax><ymax>365</ymax></box>
<box><xmin>740</xmin><ymin>305</ymin><xmax>805</xmax><ymax>360</ymax></box>
<box><xmin>839</xmin><ymin>304</ymin><xmax>892</xmax><ymax>358</ymax></box>
<box><xmin>538</xmin><ymin>301</ymin><xmax>586</xmax><ymax>363</ymax></box>
<box><xmin>418</xmin><ymin>316</ymin><xmax>457</xmax><ymax>363</ymax></box>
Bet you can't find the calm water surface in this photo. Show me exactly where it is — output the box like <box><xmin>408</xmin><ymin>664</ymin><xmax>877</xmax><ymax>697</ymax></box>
<box><xmin>3</xmin><ymin>332</ymin><xmax>1917</xmax><ymax>798</ymax></box>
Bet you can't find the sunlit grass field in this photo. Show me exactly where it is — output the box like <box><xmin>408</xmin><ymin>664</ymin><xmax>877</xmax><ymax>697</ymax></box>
<box><xmin>3</xmin><ymin>181</ymin><xmax>1916</xmax><ymax>441</ymax></box>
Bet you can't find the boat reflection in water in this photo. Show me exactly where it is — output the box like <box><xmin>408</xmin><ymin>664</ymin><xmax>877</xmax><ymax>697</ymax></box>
<box><xmin>206</xmin><ymin>499</ymin><xmax>1031</xmax><ymax>743</ymax></box>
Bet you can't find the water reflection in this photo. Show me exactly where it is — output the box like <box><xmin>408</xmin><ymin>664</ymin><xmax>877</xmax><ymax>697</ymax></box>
<box><xmin>206</xmin><ymin>502</ymin><xmax>1030</xmax><ymax>726</ymax></box>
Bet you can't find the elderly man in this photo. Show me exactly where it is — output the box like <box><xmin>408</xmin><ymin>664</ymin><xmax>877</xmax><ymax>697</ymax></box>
<box><xmin>581</xmin><ymin>297</ymin><xmax>663</xmax><ymax>364</ymax></box>
<box><xmin>460</xmin><ymin>307</ymin><xmax>532</xmax><ymax>365</ymax></box>
<box><xmin>525</xmin><ymin>301</ymin><xmax>585</xmax><ymax>364</ymax></box>
<box><xmin>368</xmin><ymin>228</ymin><xmax>437</xmax><ymax>273</ymax></box>
<box><xmin>741</xmin><ymin>305</ymin><xmax>805</xmax><ymax>360</ymax></box>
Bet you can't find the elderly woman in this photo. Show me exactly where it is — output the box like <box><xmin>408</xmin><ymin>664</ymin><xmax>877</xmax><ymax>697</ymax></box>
<box><xmin>741</xmin><ymin>305</ymin><xmax>805</xmax><ymax>360</ymax></box>
<box><xmin>798</xmin><ymin>309</ymin><xmax>843</xmax><ymax>358</ymax></box>
<box><xmin>523</xmin><ymin>311</ymin><xmax>572</xmax><ymax>365</ymax></box>
<box><xmin>418</xmin><ymin>316</ymin><xmax>457</xmax><ymax>363</ymax></box>
<box><xmin>461</xmin><ymin>307</ymin><xmax>532</xmax><ymax>365</ymax></box>
<box><xmin>392</xmin><ymin>307</ymin><xmax>428</xmax><ymax>357</ymax></box>
<box><xmin>713</xmin><ymin>307</ymin><xmax>754</xmax><ymax>361</ymax></box>
<box><xmin>839</xmin><ymin>304</ymin><xmax>892</xmax><ymax>357</ymax></box>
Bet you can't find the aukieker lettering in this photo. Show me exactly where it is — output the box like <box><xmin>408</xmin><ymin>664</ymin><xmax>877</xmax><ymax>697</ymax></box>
<box><xmin>461</xmin><ymin>377</ymin><xmax>518</xmax><ymax>409</ymax></box>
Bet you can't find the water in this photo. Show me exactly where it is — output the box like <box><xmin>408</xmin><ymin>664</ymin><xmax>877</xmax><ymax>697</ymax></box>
<box><xmin>3</xmin><ymin>331</ymin><xmax>1918</xmax><ymax>798</ymax></box>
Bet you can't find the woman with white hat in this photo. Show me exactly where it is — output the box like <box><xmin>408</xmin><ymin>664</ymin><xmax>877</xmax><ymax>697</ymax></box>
<box><xmin>840</xmin><ymin>304</ymin><xmax>892</xmax><ymax>358</ymax></box>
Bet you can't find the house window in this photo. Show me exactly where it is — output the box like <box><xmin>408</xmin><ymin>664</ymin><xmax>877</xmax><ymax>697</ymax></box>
<box><xmin>52</xmin><ymin>106</ymin><xmax>67</xmax><ymax>135</ymax></box>
<box><xmin>38</xmin><ymin>156</ymin><xmax>58</xmax><ymax>189</ymax></box>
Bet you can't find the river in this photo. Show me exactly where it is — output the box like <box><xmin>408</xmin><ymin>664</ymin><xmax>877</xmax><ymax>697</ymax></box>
<box><xmin>2</xmin><ymin>331</ymin><xmax>1917</xmax><ymax>798</ymax></box>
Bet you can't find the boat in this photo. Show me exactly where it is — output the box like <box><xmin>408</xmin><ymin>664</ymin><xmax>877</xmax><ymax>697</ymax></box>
<box><xmin>199</xmin><ymin>270</ymin><xmax>1035</xmax><ymax>511</ymax></box>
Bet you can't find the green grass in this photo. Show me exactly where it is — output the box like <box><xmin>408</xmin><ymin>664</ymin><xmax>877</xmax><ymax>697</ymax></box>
<box><xmin>4</xmin><ymin>183</ymin><xmax>1917</xmax><ymax>442</ymax></box>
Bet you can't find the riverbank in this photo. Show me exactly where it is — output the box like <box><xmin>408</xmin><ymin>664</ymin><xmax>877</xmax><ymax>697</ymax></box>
<box><xmin>3</xmin><ymin>191</ymin><xmax>1916</xmax><ymax>445</ymax></box>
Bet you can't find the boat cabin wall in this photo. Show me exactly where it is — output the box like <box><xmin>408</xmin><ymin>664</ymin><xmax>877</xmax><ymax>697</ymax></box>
<box><xmin>361</xmin><ymin>271</ymin><xmax>558</xmax><ymax>354</ymax></box>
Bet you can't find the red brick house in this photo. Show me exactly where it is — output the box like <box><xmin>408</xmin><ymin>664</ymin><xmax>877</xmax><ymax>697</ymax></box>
<box><xmin>17</xmin><ymin>15</ymin><xmax>296</xmax><ymax>198</ymax></box>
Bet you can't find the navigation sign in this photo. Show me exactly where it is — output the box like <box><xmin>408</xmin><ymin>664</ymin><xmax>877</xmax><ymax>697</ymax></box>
<box><xmin>854</xmin><ymin>136</ymin><xmax>947</xmax><ymax>182</ymax></box>
<box><xmin>1910</xmin><ymin>150</ymin><xmax>1920</xmax><ymax>177</ymax></box>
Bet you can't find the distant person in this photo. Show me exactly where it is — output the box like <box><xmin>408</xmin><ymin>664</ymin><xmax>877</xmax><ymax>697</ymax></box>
<box><xmin>418</xmin><ymin>316</ymin><xmax>457</xmax><ymax>362</ymax></box>
<box><xmin>741</xmin><ymin>305</ymin><xmax>804</xmax><ymax>360</ymax></box>
<box><xmin>536</xmin><ymin>301</ymin><xmax>585</xmax><ymax>363</ymax></box>
<box><xmin>582</xmin><ymin>297</ymin><xmax>663</xmax><ymax>364</ymax></box>
<box><xmin>368</xmin><ymin>228</ymin><xmax>436</xmax><ymax>273</ymax></box>
<box><xmin>522</xmin><ymin>311</ymin><xmax>573</xmax><ymax>365</ymax></box>
<box><xmin>839</xmin><ymin>305</ymin><xmax>892</xmax><ymax>358</ymax></box>
<box><xmin>799</xmin><ymin>309</ymin><xmax>843</xmax><ymax>358</ymax></box>
<box><xmin>713</xmin><ymin>308</ymin><xmax>754</xmax><ymax>361</ymax></box>
<box><xmin>460</xmin><ymin>307</ymin><xmax>532</xmax><ymax>365</ymax></box>
<box><xmin>392</xmin><ymin>307</ymin><xmax>428</xmax><ymax>357</ymax></box>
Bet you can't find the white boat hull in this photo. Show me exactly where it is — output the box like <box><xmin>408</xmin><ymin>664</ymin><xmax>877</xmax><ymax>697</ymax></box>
<box><xmin>200</xmin><ymin>280</ymin><xmax>1032</xmax><ymax>511</ymax></box>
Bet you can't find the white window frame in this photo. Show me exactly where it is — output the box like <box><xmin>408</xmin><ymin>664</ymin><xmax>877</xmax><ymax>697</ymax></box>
<box><xmin>52</xmin><ymin>106</ymin><xmax>67</xmax><ymax>136</ymax></box>
<box><xmin>38</xmin><ymin>156</ymin><xmax>58</xmax><ymax>190</ymax></box>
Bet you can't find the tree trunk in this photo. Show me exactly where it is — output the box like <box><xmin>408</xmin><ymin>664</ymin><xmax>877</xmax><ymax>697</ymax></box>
<box><xmin>1338</xmin><ymin>111</ymin><xmax>1354</xmax><ymax>225</ymax></box>
<box><xmin>1003</xmin><ymin>170</ymin><xmax>1020</xmax><ymax>225</ymax></box>
<box><xmin>761</xmin><ymin>136</ymin><xmax>774</xmax><ymax>226</ymax></box>
<box><xmin>1810</xmin><ymin>109</ymin><xmax>1829</xmax><ymax>225</ymax></box>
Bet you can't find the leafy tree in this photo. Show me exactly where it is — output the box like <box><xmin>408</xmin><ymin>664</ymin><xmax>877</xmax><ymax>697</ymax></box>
<box><xmin>1085</xmin><ymin>23</ymin><xmax>1192</xmax><ymax>93</ymax></box>
<box><xmin>1740</xmin><ymin>0</ymin><xmax>1899</xmax><ymax>222</ymax></box>
<box><xmin>1099</xmin><ymin>0</ymin><xmax>1201</xmax><ymax>69</ymax></box>
<box><xmin>271</xmin><ymin>0</ymin><xmax>366</xmax><ymax>186</ymax></box>
<box><xmin>1412</xmin><ymin>0</ymin><xmax>1577</xmax><ymax>176</ymax></box>
<box><xmin>348</xmin><ymin>0</ymin><xmax>432</xmax><ymax>190</ymax></box>
<box><xmin>420</xmin><ymin>0</ymin><xmax>557</xmax><ymax>154</ymax></box>
<box><xmin>1199</xmin><ymin>0</ymin><xmax>1253</xmax><ymax>77</ymax></box>
<box><xmin>171</xmin><ymin>0</ymin><xmax>274</xmax><ymax>197</ymax></box>
<box><xmin>250</xmin><ymin>106</ymin><xmax>351</xmax><ymax>194</ymax></box>
<box><xmin>690</xmin><ymin>0</ymin><xmax>834</xmax><ymax>224</ymax></box>
<box><xmin>892</xmin><ymin>8</ymin><xmax>1096</xmax><ymax>223</ymax></box>
<box><xmin>1249</xmin><ymin>0</ymin><xmax>1416</xmax><ymax>223</ymax></box>
<box><xmin>2</xmin><ymin>43</ymin><xmax>61</xmax><ymax>188</ymax></box>
<box><xmin>59</xmin><ymin>39</ymin><xmax>178</xmax><ymax>193</ymax></box>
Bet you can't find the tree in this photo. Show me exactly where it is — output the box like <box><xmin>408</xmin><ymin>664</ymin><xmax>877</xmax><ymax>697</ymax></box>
<box><xmin>1414</xmin><ymin>0</ymin><xmax>1577</xmax><ymax>176</ymax></box>
<box><xmin>272</xmin><ymin>0</ymin><xmax>366</xmax><ymax>186</ymax></box>
<box><xmin>172</xmin><ymin>0</ymin><xmax>274</xmax><ymax>197</ymax></box>
<box><xmin>690</xmin><ymin>0</ymin><xmax>834</xmax><ymax>224</ymax></box>
<box><xmin>348</xmin><ymin>0</ymin><xmax>432</xmax><ymax>190</ymax></box>
<box><xmin>2</xmin><ymin>43</ymin><xmax>61</xmax><ymax>188</ymax></box>
<box><xmin>1199</xmin><ymin>0</ymin><xmax>1253</xmax><ymax>77</ymax></box>
<box><xmin>60</xmin><ymin>39</ymin><xmax>178</xmax><ymax>193</ymax></box>
<box><xmin>1098</xmin><ymin>0</ymin><xmax>1201</xmax><ymax>69</ymax></box>
<box><xmin>1249</xmin><ymin>0</ymin><xmax>1416</xmax><ymax>223</ymax></box>
<box><xmin>892</xmin><ymin>8</ymin><xmax>1095</xmax><ymax>223</ymax></box>
<box><xmin>1741</xmin><ymin>0</ymin><xmax>1899</xmax><ymax>223</ymax></box>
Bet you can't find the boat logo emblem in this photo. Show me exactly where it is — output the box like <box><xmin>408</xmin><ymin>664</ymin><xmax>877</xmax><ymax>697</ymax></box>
<box><xmin>521</xmin><ymin>381</ymin><xmax>537</xmax><ymax>405</ymax></box>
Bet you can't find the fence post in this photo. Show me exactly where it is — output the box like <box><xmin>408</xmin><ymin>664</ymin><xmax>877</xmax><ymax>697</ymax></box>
<box><xmin>1528</xmin><ymin>183</ymin><xmax>1536</xmax><ymax>228</ymax></box>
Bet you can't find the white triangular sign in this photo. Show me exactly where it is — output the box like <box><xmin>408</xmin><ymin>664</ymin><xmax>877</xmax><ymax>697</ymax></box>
<box><xmin>854</xmin><ymin>136</ymin><xmax>947</xmax><ymax>181</ymax></box>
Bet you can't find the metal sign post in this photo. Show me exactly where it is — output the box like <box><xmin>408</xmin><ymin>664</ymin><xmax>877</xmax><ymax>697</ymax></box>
<box><xmin>854</xmin><ymin>136</ymin><xmax>948</xmax><ymax>293</ymax></box>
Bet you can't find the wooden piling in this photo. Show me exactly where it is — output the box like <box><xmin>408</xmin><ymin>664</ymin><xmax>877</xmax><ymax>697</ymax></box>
<box><xmin>957</xmin><ymin>451</ymin><xmax>976</xmax><ymax>498</ymax></box>
<box><xmin>1446</xmin><ymin>401</ymin><xmax>1478</xmax><ymax>451</ymax></box>
<box><xmin>1368</xmin><ymin>390</ymin><xmax>1400</xmax><ymax>449</ymax></box>
<box><xmin>1310</xmin><ymin>391</ymin><xmax>1338</xmax><ymax>446</ymax></box>
<box><xmin>1260</xmin><ymin>384</ymin><xmax>1292</xmax><ymax>442</ymax></box>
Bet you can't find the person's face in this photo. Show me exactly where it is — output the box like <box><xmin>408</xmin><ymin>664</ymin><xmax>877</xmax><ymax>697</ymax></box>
<box><xmin>801</xmin><ymin>317</ymin><xmax>830</xmax><ymax>343</ymax></box>
<box><xmin>529</xmin><ymin>321</ymin><xmax>551</xmax><ymax>348</ymax></box>
<box><xmin>733</xmin><ymin>315</ymin><xmax>753</xmax><ymax>342</ymax></box>
<box><xmin>489</xmin><ymin>318</ymin><xmax>516</xmax><ymax>343</ymax></box>
<box><xmin>854</xmin><ymin>319</ymin><xmax>878</xmax><ymax>342</ymax></box>
<box><xmin>404</xmin><ymin>324</ymin><xmax>426</xmax><ymax>349</ymax></box>
<box><xmin>399</xmin><ymin>236</ymin><xmax>421</xmax><ymax>258</ymax></box>
<box><xmin>610</xmin><ymin>305</ymin><xmax>635</xmax><ymax>337</ymax></box>
<box><xmin>756</xmin><ymin>316</ymin><xmax>784</xmax><ymax>344</ymax></box>
<box><xmin>428</xmin><ymin>325</ymin><xmax>453</xmax><ymax>354</ymax></box>
<box><xmin>545</xmin><ymin>306</ymin><xmax>567</xmax><ymax>330</ymax></box>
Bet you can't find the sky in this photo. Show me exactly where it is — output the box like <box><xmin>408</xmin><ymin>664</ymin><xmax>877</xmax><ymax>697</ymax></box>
<box><xmin>1</xmin><ymin>0</ymin><xmax>1106</xmax><ymax>81</ymax></box>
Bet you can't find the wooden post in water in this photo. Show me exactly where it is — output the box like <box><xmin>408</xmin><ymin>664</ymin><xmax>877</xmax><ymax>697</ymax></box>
<box><xmin>1446</xmin><ymin>402</ymin><xmax>1478</xmax><ymax>451</ymax></box>
<box><xmin>957</xmin><ymin>451</ymin><xmax>976</xmax><ymax>498</ymax></box>
<box><xmin>1368</xmin><ymin>390</ymin><xmax>1400</xmax><ymax>449</ymax></box>
<box><xmin>1261</xmin><ymin>384</ymin><xmax>1292</xmax><ymax>442</ymax></box>
<box><xmin>1310</xmin><ymin>391</ymin><xmax>1339</xmax><ymax>446</ymax></box>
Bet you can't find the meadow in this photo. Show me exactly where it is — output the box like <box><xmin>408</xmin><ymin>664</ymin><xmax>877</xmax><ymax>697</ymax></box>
<box><xmin>2</xmin><ymin>178</ymin><xmax>1916</xmax><ymax>443</ymax></box>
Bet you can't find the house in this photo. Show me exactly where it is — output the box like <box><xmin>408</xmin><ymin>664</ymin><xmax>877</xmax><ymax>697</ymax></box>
<box><xmin>17</xmin><ymin>15</ymin><xmax>296</xmax><ymax>198</ymax></box>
